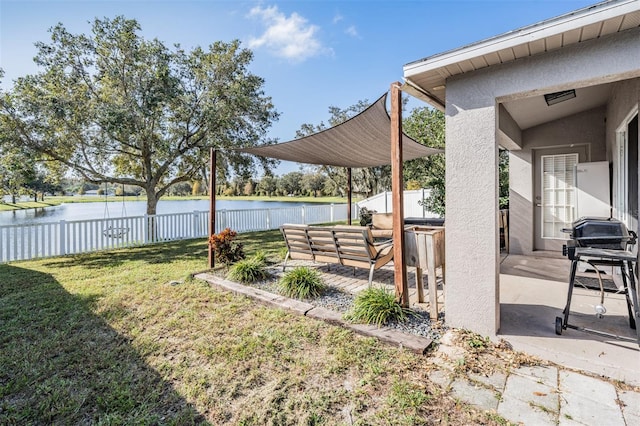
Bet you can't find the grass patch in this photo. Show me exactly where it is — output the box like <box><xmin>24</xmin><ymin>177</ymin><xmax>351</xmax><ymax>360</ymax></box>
<box><xmin>279</xmin><ymin>266</ymin><xmax>325</xmax><ymax>299</ymax></box>
<box><xmin>346</xmin><ymin>287</ymin><xmax>415</xmax><ymax>327</ymax></box>
<box><xmin>0</xmin><ymin>231</ymin><xmax>504</xmax><ymax>424</ymax></box>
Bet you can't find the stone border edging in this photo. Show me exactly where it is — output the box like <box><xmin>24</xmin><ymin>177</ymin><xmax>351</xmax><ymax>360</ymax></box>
<box><xmin>194</xmin><ymin>272</ymin><xmax>433</xmax><ymax>354</ymax></box>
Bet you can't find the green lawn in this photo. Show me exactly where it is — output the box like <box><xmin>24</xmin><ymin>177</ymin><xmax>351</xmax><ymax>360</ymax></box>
<box><xmin>0</xmin><ymin>231</ymin><xmax>503</xmax><ymax>425</ymax></box>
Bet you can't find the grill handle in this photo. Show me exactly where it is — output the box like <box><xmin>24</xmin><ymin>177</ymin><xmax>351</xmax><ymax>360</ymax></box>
<box><xmin>562</xmin><ymin>243</ymin><xmax>576</xmax><ymax>260</ymax></box>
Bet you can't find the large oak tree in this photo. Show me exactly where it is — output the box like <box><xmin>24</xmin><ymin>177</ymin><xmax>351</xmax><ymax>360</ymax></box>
<box><xmin>0</xmin><ymin>16</ymin><xmax>278</xmax><ymax>215</ymax></box>
<box><xmin>402</xmin><ymin>107</ymin><xmax>446</xmax><ymax>215</ymax></box>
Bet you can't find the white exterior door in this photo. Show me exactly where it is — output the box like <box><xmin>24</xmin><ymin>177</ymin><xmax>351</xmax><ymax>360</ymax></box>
<box><xmin>534</xmin><ymin>146</ymin><xmax>589</xmax><ymax>251</ymax></box>
<box><xmin>541</xmin><ymin>153</ymin><xmax>578</xmax><ymax>239</ymax></box>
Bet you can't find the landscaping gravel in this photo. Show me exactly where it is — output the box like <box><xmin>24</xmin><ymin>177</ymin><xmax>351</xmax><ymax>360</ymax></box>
<box><xmin>238</xmin><ymin>266</ymin><xmax>447</xmax><ymax>342</ymax></box>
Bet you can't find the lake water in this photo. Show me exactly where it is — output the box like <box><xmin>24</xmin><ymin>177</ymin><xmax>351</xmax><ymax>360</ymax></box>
<box><xmin>0</xmin><ymin>199</ymin><xmax>312</xmax><ymax>226</ymax></box>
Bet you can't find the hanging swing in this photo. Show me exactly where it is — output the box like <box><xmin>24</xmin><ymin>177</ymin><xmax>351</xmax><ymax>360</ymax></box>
<box><xmin>103</xmin><ymin>183</ymin><xmax>130</xmax><ymax>238</ymax></box>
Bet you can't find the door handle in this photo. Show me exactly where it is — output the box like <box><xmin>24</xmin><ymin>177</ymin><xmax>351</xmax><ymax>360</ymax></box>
<box><xmin>536</xmin><ymin>204</ymin><xmax>543</xmax><ymax>207</ymax></box>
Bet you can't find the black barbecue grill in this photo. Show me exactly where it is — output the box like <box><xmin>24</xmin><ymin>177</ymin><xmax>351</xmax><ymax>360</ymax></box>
<box><xmin>557</xmin><ymin>217</ymin><xmax>640</xmax><ymax>346</ymax></box>
<box><xmin>563</xmin><ymin>217</ymin><xmax>635</xmax><ymax>251</ymax></box>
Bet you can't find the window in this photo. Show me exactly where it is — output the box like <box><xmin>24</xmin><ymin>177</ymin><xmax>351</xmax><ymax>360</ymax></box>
<box><xmin>541</xmin><ymin>154</ymin><xmax>578</xmax><ymax>239</ymax></box>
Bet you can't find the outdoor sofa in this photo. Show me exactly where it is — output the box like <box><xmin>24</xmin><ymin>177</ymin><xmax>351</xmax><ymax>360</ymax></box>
<box><xmin>280</xmin><ymin>224</ymin><xmax>394</xmax><ymax>286</ymax></box>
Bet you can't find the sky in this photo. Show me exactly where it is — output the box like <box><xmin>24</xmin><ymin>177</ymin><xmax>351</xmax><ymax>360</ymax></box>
<box><xmin>1</xmin><ymin>0</ymin><xmax>598</xmax><ymax>176</ymax></box>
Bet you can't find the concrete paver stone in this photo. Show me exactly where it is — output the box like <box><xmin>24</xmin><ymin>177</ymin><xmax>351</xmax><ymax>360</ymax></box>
<box><xmin>512</xmin><ymin>365</ymin><xmax>559</xmax><ymax>388</ymax></box>
<box><xmin>500</xmin><ymin>373</ymin><xmax>558</xmax><ymax>414</ymax></box>
<box><xmin>469</xmin><ymin>371</ymin><xmax>507</xmax><ymax>392</ymax></box>
<box><xmin>428</xmin><ymin>369</ymin><xmax>452</xmax><ymax>389</ymax></box>
<box><xmin>450</xmin><ymin>378</ymin><xmax>500</xmax><ymax>412</ymax></box>
<box><xmin>559</xmin><ymin>370</ymin><xmax>619</xmax><ymax>407</ymax></box>
<box><xmin>558</xmin><ymin>413</ymin><xmax>590</xmax><ymax>426</ymax></box>
<box><xmin>559</xmin><ymin>370</ymin><xmax>625</xmax><ymax>425</ymax></box>
<box><xmin>498</xmin><ymin>393</ymin><xmax>557</xmax><ymax>426</ymax></box>
<box><xmin>619</xmin><ymin>390</ymin><xmax>640</xmax><ymax>425</ymax></box>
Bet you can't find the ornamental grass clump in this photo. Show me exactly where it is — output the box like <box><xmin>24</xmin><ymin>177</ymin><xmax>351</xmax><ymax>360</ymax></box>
<box><xmin>279</xmin><ymin>267</ymin><xmax>325</xmax><ymax>299</ymax></box>
<box><xmin>251</xmin><ymin>250</ymin><xmax>268</xmax><ymax>266</ymax></box>
<box><xmin>227</xmin><ymin>256</ymin><xmax>269</xmax><ymax>283</ymax></box>
<box><xmin>346</xmin><ymin>287</ymin><xmax>414</xmax><ymax>327</ymax></box>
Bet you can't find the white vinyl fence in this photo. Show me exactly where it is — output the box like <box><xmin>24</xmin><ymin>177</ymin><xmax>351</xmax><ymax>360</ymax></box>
<box><xmin>0</xmin><ymin>204</ymin><xmax>352</xmax><ymax>263</ymax></box>
<box><xmin>356</xmin><ymin>189</ymin><xmax>440</xmax><ymax>218</ymax></box>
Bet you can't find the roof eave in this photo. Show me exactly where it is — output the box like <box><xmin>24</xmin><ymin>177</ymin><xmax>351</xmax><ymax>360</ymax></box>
<box><xmin>403</xmin><ymin>0</ymin><xmax>639</xmax><ymax>78</ymax></box>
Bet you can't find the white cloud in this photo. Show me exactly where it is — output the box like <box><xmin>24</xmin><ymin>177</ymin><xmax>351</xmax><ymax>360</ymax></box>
<box><xmin>345</xmin><ymin>25</ymin><xmax>359</xmax><ymax>38</ymax></box>
<box><xmin>248</xmin><ymin>5</ymin><xmax>329</xmax><ymax>62</ymax></box>
<box><xmin>332</xmin><ymin>14</ymin><xmax>343</xmax><ymax>24</ymax></box>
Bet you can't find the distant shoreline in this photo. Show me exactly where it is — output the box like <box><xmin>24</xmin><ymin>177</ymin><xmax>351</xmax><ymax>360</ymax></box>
<box><xmin>0</xmin><ymin>195</ymin><xmax>349</xmax><ymax>213</ymax></box>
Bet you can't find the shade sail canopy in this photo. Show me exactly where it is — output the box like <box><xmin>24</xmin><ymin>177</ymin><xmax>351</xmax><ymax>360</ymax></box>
<box><xmin>237</xmin><ymin>92</ymin><xmax>443</xmax><ymax>168</ymax></box>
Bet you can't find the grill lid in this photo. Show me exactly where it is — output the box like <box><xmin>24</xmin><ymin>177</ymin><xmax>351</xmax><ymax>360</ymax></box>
<box><xmin>564</xmin><ymin>217</ymin><xmax>633</xmax><ymax>249</ymax></box>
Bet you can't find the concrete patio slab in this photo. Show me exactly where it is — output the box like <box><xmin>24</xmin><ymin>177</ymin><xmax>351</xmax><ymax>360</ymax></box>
<box><xmin>500</xmin><ymin>254</ymin><xmax>640</xmax><ymax>387</ymax></box>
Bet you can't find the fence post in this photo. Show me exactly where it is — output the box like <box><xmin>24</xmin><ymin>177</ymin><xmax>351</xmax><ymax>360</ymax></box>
<box><xmin>59</xmin><ymin>220</ymin><xmax>66</xmax><ymax>256</ymax></box>
<box><xmin>422</xmin><ymin>188</ymin><xmax>426</xmax><ymax>217</ymax></box>
<box><xmin>266</xmin><ymin>209</ymin><xmax>271</xmax><ymax>229</ymax></box>
<box><xmin>330</xmin><ymin>204</ymin><xmax>335</xmax><ymax>223</ymax></box>
<box><xmin>385</xmin><ymin>191</ymin><xmax>389</xmax><ymax>213</ymax></box>
<box><xmin>143</xmin><ymin>215</ymin><xmax>148</xmax><ymax>244</ymax></box>
<box><xmin>192</xmin><ymin>211</ymin><xmax>199</xmax><ymax>237</ymax></box>
<box><xmin>301</xmin><ymin>206</ymin><xmax>306</xmax><ymax>224</ymax></box>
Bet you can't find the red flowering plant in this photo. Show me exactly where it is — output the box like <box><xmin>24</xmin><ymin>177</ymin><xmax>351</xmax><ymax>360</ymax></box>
<box><xmin>208</xmin><ymin>228</ymin><xmax>245</xmax><ymax>265</ymax></box>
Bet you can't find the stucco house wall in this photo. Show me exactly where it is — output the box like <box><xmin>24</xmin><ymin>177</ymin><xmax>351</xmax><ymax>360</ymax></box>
<box><xmin>509</xmin><ymin>107</ymin><xmax>607</xmax><ymax>255</ymax></box>
<box><xmin>606</xmin><ymin>77</ymin><xmax>639</xmax><ymax>154</ymax></box>
<box><xmin>444</xmin><ymin>26</ymin><xmax>640</xmax><ymax>336</ymax></box>
<box><xmin>606</xmin><ymin>77</ymin><xmax>640</xmax><ymax>233</ymax></box>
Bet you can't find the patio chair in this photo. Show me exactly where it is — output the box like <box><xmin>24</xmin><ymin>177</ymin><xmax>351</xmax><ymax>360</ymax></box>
<box><xmin>370</xmin><ymin>212</ymin><xmax>394</xmax><ymax>239</ymax></box>
<box><xmin>331</xmin><ymin>225</ymin><xmax>394</xmax><ymax>286</ymax></box>
<box><xmin>280</xmin><ymin>224</ymin><xmax>313</xmax><ymax>271</ymax></box>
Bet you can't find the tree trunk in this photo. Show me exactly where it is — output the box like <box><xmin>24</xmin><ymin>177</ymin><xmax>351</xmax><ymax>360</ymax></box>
<box><xmin>146</xmin><ymin>190</ymin><xmax>159</xmax><ymax>242</ymax></box>
<box><xmin>11</xmin><ymin>194</ymin><xmax>16</xmax><ymax>204</ymax></box>
<box><xmin>146</xmin><ymin>191</ymin><xmax>159</xmax><ymax>215</ymax></box>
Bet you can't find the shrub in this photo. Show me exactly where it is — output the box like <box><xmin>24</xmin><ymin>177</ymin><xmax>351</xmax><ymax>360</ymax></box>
<box><xmin>228</xmin><ymin>258</ymin><xmax>269</xmax><ymax>283</ymax></box>
<box><xmin>359</xmin><ymin>207</ymin><xmax>376</xmax><ymax>226</ymax></box>
<box><xmin>279</xmin><ymin>267</ymin><xmax>325</xmax><ymax>299</ymax></box>
<box><xmin>208</xmin><ymin>228</ymin><xmax>245</xmax><ymax>264</ymax></box>
<box><xmin>346</xmin><ymin>287</ymin><xmax>414</xmax><ymax>327</ymax></box>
